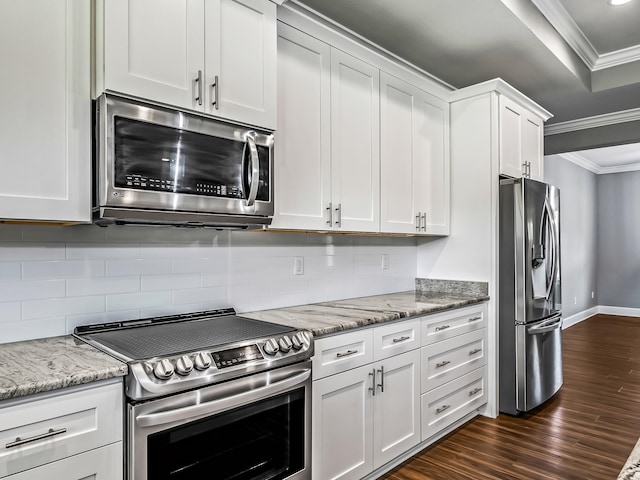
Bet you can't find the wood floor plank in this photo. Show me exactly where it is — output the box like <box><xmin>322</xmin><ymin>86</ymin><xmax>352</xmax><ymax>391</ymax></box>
<box><xmin>380</xmin><ymin>314</ymin><xmax>640</xmax><ymax>480</ymax></box>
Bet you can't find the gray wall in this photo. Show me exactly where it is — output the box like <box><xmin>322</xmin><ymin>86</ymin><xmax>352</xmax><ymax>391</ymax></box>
<box><xmin>597</xmin><ymin>171</ymin><xmax>640</xmax><ymax>308</ymax></box>
<box><xmin>544</xmin><ymin>155</ymin><xmax>598</xmax><ymax>317</ymax></box>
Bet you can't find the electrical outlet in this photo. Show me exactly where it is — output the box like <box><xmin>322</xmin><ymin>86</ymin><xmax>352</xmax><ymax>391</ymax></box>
<box><xmin>294</xmin><ymin>256</ymin><xmax>304</xmax><ymax>275</ymax></box>
<box><xmin>573</xmin><ymin>297</ymin><xmax>577</xmax><ymax>305</ymax></box>
<box><xmin>591</xmin><ymin>291</ymin><xmax>595</xmax><ymax>299</ymax></box>
<box><xmin>381</xmin><ymin>254</ymin><xmax>389</xmax><ymax>270</ymax></box>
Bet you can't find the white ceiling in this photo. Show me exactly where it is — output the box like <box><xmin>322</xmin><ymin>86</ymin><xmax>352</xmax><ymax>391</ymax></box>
<box><xmin>293</xmin><ymin>0</ymin><xmax>640</xmax><ymax>171</ymax></box>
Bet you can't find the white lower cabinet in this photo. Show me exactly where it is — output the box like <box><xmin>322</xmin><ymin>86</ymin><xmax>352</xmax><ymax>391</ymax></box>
<box><xmin>7</xmin><ymin>443</ymin><xmax>121</xmax><ymax>480</ymax></box>
<box><xmin>0</xmin><ymin>381</ymin><xmax>123</xmax><ymax>480</ymax></box>
<box><xmin>313</xmin><ymin>350</ymin><xmax>420</xmax><ymax>480</ymax></box>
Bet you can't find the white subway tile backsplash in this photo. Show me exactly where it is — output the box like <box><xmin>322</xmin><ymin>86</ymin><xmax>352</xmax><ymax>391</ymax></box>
<box><xmin>107</xmin><ymin>291</ymin><xmax>173</xmax><ymax>312</ymax></box>
<box><xmin>23</xmin><ymin>295</ymin><xmax>105</xmax><ymax>320</ymax></box>
<box><xmin>67</xmin><ymin>276</ymin><xmax>140</xmax><ymax>297</ymax></box>
<box><xmin>0</xmin><ymin>279</ymin><xmax>65</xmax><ymax>302</ymax></box>
<box><xmin>0</xmin><ymin>262</ymin><xmax>21</xmax><ymax>280</ymax></box>
<box><xmin>23</xmin><ymin>260</ymin><xmax>105</xmax><ymax>280</ymax></box>
<box><xmin>141</xmin><ymin>274</ymin><xmax>201</xmax><ymax>292</ymax></box>
<box><xmin>0</xmin><ymin>227</ymin><xmax>418</xmax><ymax>343</ymax></box>
<box><xmin>107</xmin><ymin>258</ymin><xmax>173</xmax><ymax>276</ymax></box>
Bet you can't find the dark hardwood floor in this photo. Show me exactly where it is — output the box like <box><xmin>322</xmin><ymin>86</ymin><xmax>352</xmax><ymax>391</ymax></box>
<box><xmin>381</xmin><ymin>314</ymin><xmax>640</xmax><ymax>480</ymax></box>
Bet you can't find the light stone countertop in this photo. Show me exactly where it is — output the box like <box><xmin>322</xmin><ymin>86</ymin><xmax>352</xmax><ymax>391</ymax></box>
<box><xmin>243</xmin><ymin>290</ymin><xmax>489</xmax><ymax>337</ymax></box>
<box><xmin>0</xmin><ymin>335</ymin><xmax>127</xmax><ymax>401</ymax></box>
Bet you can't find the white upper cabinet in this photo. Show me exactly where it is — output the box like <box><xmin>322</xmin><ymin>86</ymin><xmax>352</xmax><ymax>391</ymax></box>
<box><xmin>97</xmin><ymin>0</ymin><xmax>277</xmax><ymax>129</ymax></box>
<box><xmin>330</xmin><ymin>50</ymin><xmax>380</xmax><ymax>233</ymax></box>
<box><xmin>0</xmin><ymin>0</ymin><xmax>91</xmax><ymax>223</ymax></box>
<box><xmin>271</xmin><ymin>24</ymin><xmax>331</xmax><ymax>230</ymax></box>
<box><xmin>380</xmin><ymin>72</ymin><xmax>449</xmax><ymax>235</ymax></box>
<box><xmin>499</xmin><ymin>95</ymin><xmax>544</xmax><ymax>181</ymax></box>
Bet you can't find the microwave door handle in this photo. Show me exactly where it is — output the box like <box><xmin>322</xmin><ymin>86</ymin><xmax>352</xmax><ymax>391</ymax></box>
<box><xmin>245</xmin><ymin>134</ymin><xmax>259</xmax><ymax>207</ymax></box>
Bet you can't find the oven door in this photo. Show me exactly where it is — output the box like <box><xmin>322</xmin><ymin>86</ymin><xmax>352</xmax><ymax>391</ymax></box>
<box><xmin>128</xmin><ymin>362</ymin><xmax>311</xmax><ymax>480</ymax></box>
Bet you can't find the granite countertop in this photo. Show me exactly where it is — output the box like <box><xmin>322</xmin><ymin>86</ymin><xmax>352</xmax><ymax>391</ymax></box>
<box><xmin>0</xmin><ymin>336</ymin><xmax>127</xmax><ymax>401</ymax></box>
<box><xmin>244</xmin><ymin>279</ymin><xmax>489</xmax><ymax>337</ymax></box>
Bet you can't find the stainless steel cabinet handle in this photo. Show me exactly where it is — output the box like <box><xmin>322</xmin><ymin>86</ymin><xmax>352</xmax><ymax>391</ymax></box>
<box><xmin>244</xmin><ymin>133</ymin><xmax>260</xmax><ymax>207</ymax></box>
<box><xmin>334</xmin><ymin>203</ymin><xmax>342</xmax><ymax>227</ymax></box>
<box><xmin>416</xmin><ymin>212</ymin><xmax>421</xmax><ymax>231</ymax></box>
<box><xmin>435</xmin><ymin>405</ymin><xmax>450</xmax><ymax>415</ymax></box>
<box><xmin>469</xmin><ymin>387</ymin><xmax>482</xmax><ymax>396</ymax></box>
<box><xmin>435</xmin><ymin>325</ymin><xmax>450</xmax><ymax>332</ymax></box>
<box><xmin>469</xmin><ymin>348</ymin><xmax>482</xmax><ymax>355</ymax></box>
<box><xmin>194</xmin><ymin>70</ymin><xmax>203</xmax><ymax>106</ymax></box>
<box><xmin>421</xmin><ymin>212</ymin><xmax>427</xmax><ymax>231</ymax></box>
<box><xmin>369</xmin><ymin>369</ymin><xmax>376</xmax><ymax>396</ymax></box>
<box><xmin>336</xmin><ymin>349</ymin><xmax>358</xmax><ymax>358</ymax></box>
<box><xmin>435</xmin><ymin>360</ymin><xmax>451</xmax><ymax>368</ymax></box>
<box><xmin>377</xmin><ymin>366</ymin><xmax>384</xmax><ymax>393</ymax></box>
<box><xmin>392</xmin><ymin>335</ymin><xmax>410</xmax><ymax>343</ymax></box>
<box><xmin>326</xmin><ymin>203</ymin><xmax>333</xmax><ymax>226</ymax></box>
<box><xmin>211</xmin><ymin>75</ymin><xmax>219</xmax><ymax>110</ymax></box>
<box><xmin>469</xmin><ymin>316</ymin><xmax>482</xmax><ymax>322</ymax></box>
<box><xmin>6</xmin><ymin>428</ymin><xmax>67</xmax><ymax>449</ymax></box>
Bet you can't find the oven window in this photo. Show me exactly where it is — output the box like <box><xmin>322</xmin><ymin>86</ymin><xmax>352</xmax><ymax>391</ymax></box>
<box><xmin>147</xmin><ymin>388</ymin><xmax>305</xmax><ymax>480</ymax></box>
<box><xmin>113</xmin><ymin>117</ymin><xmax>270</xmax><ymax>201</ymax></box>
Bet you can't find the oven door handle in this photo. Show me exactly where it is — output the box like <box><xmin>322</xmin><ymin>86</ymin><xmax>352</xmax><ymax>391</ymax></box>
<box><xmin>135</xmin><ymin>368</ymin><xmax>311</xmax><ymax>428</ymax></box>
<box><xmin>245</xmin><ymin>133</ymin><xmax>260</xmax><ymax>207</ymax></box>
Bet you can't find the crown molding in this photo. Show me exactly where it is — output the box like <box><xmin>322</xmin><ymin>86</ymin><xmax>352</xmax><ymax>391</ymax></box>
<box><xmin>449</xmin><ymin>78</ymin><xmax>553</xmax><ymax>120</ymax></box>
<box><xmin>557</xmin><ymin>152</ymin><xmax>640</xmax><ymax>175</ymax></box>
<box><xmin>544</xmin><ymin>107</ymin><xmax>640</xmax><ymax>135</ymax></box>
<box><xmin>532</xmin><ymin>0</ymin><xmax>640</xmax><ymax>72</ymax></box>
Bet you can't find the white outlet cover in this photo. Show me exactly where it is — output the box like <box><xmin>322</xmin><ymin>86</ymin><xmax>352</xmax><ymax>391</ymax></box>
<box><xmin>294</xmin><ymin>256</ymin><xmax>304</xmax><ymax>275</ymax></box>
<box><xmin>381</xmin><ymin>254</ymin><xmax>389</xmax><ymax>270</ymax></box>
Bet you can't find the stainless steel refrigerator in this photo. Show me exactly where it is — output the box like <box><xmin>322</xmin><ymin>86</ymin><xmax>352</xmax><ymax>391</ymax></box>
<box><xmin>499</xmin><ymin>178</ymin><xmax>562</xmax><ymax>415</ymax></box>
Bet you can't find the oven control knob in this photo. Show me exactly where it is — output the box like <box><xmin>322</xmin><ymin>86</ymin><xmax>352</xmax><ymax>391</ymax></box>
<box><xmin>175</xmin><ymin>355</ymin><xmax>194</xmax><ymax>376</ymax></box>
<box><xmin>264</xmin><ymin>338</ymin><xmax>279</xmax><ymax>356</ymax></box>
<box><xmin>279</xmin><ymin>336</ymin><xmax>293</xmax><ymax>353</ymax></box>
<box><xmin>153</xmin><ymin>359</ymin><xmax>175</xmax><ymax>380</ymax></box>
<box><xmin>194</xmin><ymin>352</ymin><xmax>213</xmax><ymax>371</ymax></box>
<box><xmin>292</xmin><ymin>331</ymin><xmax>310</xmax><ymax>350</ymax></box>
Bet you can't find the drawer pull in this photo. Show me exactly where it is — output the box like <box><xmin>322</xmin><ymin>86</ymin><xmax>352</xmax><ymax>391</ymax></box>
<box><xmin>435</xmin><ymin>325</ymin><xmax>450</xmax><ymax>332</ymax></box>
<box><xmin>336</xmin><ymin>349</ymin><xmax>358</xmax><ymax>358</ymax></box>
<box><xmin>469</xmin><ymin>387</ymin><xmax>482</xmax><ymax>396</ymax></box>
<box><xmin>6</xmin><ymin>427</ymin><xmax>67</xmax><ymax>449</ymax></box>
<box><xmin>435</xmin><ymin>405</ymin><xmax>451</xmax><ymax>415</ymax></box>
<box><xmin>369</xmin><ymin>369</ymin><xmax>376</xmax><ymax>397</ymax></box>
<box><xmin>469</xmin><ymin>316</ymin><xmax>482</xmax><ymax>322</ymax></box>
<box><xmin>469</xmin><ymin>348</ymin><xmax>482</xmax><ymax>355</ymax></box>
<box><xmin>435</xmin><ymin>360</ymin><xmax>451</xmax><ymax>368</ymax></box>
<box><xmin>392</xmin><ymin>335</ymin><xmax>411</xmax><ymax>343</ymax></box>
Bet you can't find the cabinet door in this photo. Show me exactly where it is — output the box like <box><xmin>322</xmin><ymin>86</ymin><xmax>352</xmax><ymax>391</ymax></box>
<box><xmin>102</xmin><ymin>0</ymin><xmax>205</xmax><ymax>110</ymax></box>
<box><xmin>498</xmin><ymin>95</ymin><xmax>524</xmax><ymax>178</ymax></box>
<box><xmin>330</xmin><ymin>49</ymin><xmax>380</xmax><ymax>232</ymax></box>
<box><xmin>380</xmin><ymin>72</ymin><xmax>449</xmax><ymax>235</ymax></box>
<box><xmin>522</xmin><ymin>113</ymin><xmax>544</xmax><ymax>181</ymax></box>
<box><xmin>6</xmin><ymin>443</ymin><xmax>122</xmax><ymax>480</ymax></box>
<box><xmin>204</xmin><ymin>0</ymin><xmax>277</xmax><ymax>129</ymax></box>
<box><xmin>270</xmin><ymin>25</ymin><xmax>331</xmax><ymax>230</ymax></box>
<box><xmin>0</xmin><ymin>0</ymin><xmax>91</xmax><ymax>222</ymax></box>
<box><xmin>373</xmin><ymin>350</ymin><xmax>420</xmax><ymax>469</ymax></box>
<box><xmin>312</xmin><ymin>365</ymin><xmax>374</xmax><ymax>480</ymax></box>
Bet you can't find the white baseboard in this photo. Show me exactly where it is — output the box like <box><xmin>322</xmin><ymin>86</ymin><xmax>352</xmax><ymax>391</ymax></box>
<box><xmin>597</xmin><ymin>305</ymin><xmax>640</xmax><ymax>317</ymax></box>
<box><xmin>562</xmin><ymin>306</ymin><xmax>599</xmax><ymax>329</ymax></box>
<box><xmin>562</xmin><ymin>305</ymin><xmax>640</xmax><ymax>329</ymax></box>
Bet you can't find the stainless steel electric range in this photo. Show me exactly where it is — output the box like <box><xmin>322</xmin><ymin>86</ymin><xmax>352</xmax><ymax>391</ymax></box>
<box><xmin>75</xmin><ymin>308</ymin><xmax>313</xmax><ymax>480</ymax></box>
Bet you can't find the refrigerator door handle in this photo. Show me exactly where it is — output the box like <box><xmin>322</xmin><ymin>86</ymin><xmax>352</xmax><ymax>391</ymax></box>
<box><xmin>542</xmin><ymin>199</ymin><xmax>559</xmax><ymax>301</ymax></box>
<box><xmin>527</xmin><ymin>317</ymin><xmax>562</xmax><ymax>335</ymax></box>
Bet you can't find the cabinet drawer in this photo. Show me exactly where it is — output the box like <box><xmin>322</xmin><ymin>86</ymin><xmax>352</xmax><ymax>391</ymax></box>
<box><xmin>421</xmin><ymin>304</ymin><xmax>486</xmax><ymax>345</ymax></box>
<box><xmin>421</xmin><ymin>366</ymin><xmax>487</xmax><ymax>441</ymax></box>
<box><xmin>373</xmin><ymin>319</ymin><xmax>420</xmax><ymax>361</ymax></box>
<box><xmin>421</xmin><ymin>328</ymin><xmax>486</xmax><ymax>393</ymax></box>
<box><xmin>313</xmin><ymin>329</ymin><xmax>374</xmax><ymax>380</ymax></box>
<box><xmin>0</xmin><ymin>382</ymin><xmax>123</xmax><ymax>478</ymax></box>
<box><xmin>6</xmin><ymin>442</ymin><xmax>122</xmax><ymax>480</ymax></box>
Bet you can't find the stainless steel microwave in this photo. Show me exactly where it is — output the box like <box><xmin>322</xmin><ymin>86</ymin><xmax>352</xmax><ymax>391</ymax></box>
<box><xmin>93</xmin><ymin>94</ymin><xmax>274</xmax><ymax>228</ymax></box>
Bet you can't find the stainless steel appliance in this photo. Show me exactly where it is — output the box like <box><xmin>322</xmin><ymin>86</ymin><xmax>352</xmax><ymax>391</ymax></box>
<box><xmin>75</xmin><ymin>309</ymin><xmax>313</xmax><ymax>480</ymax></box>
<box><xmin>94</xmin><ymin>94</ymin><xmax>274</xmax><ymax>228</ymax></box>
<box><xmin>499</xmin><ymin>178</ymin><xmax>562</xmax><ymax>415</ymax></box>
